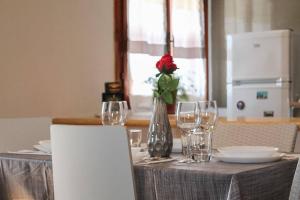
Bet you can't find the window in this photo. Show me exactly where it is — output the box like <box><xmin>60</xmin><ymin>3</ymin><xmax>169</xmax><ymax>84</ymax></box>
<box><xmin>115</xmin><ymin>0</ymin><xmax>208</xmax><ymax>113</ymax></box>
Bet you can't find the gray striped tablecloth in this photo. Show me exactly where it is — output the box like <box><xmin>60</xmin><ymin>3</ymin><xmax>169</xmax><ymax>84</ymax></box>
<box><xmin>0</xmin><ymin>153</ymin><xmax>297</xmax><ymax>200</ymax></box>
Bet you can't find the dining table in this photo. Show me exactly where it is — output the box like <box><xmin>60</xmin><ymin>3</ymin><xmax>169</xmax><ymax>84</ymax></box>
<box><xmin>0</xmin><ymin>153</ymin><xmax>297</xmax><ymax>200</ymax></box>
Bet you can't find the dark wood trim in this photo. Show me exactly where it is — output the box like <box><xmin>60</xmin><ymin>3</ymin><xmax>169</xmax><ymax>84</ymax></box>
<box><xmin>114</xmin><ymin>0</ymin><xmax>127</xmax><ymax>81</ymax></box>
<box><xmin>114</xmin><ymin>0</ymin><xmax>130</xmax><ymax>107</ymax></box>
<box><xmin>114</xmin><ymin>0</ymin><xmax>122</xmax><ymax>81</ymax></box>
<box><xmin>203</xmin><ymin>0</ymin><xmax>209</xmax><ymax>100</ymax></box>
<box><xmin>166</xmin><ymin>0</ymin><xmax>172</xmax><ymax>55</ymax></box>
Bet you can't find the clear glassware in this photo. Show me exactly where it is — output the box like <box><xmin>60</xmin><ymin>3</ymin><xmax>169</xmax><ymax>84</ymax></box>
<box><xmin>180</xmin><ymin>135</ymin><xmax>188</xmax><ymax>156</ymax></box>
<box><xmin>190</xmin><ymin>130</ymin><xmax>212</xmax><ymax>162</ymax></box>
<box><xmin>198</xmin><ymin>100</ymin><xmax>218</xmax><ymax>133</ymax></box>
<box><xmin>192</xmin><ymin>100</ymin><xmax>217</xmax><ymax>162</ymax></box>
<box><xmin>101</xmin><ymin>101</ymin><xmax>110</xmax><ymax>125</ymax></box>
<box><xmin>101</xmin><ymin>101</ymin><xmax>128</xmax><ymax>126</ymax></box>
<box><xmin>108</xmin><ymin>101</ymin><xmax>128</xmax><ymax>125</ymax></box>
<box><xmin>147</xmin><ymin>97</ymin><xmax>173</xmax><ymax>158</ymax></box>
<box><xmin>176</xmin><ymin>101</ymin><xmax>200</xmax><ymax>163</ymax></box>
<box><xmin>121</xmin><ymin>101</ymin><xmax>129</xmax><ymax>124</ymax></box>
<box><xmin>128</xmin><ymin>129</ymin><xmax>142</xmax><ymax>147</ymax></box>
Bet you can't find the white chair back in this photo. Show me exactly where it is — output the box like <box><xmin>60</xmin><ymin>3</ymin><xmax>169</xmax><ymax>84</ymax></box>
<box><xmin>213</xmin><ymin>123</ymin><xmax>297</xmax><ymax>152</ymax></box>
<box><xmin>51</xmin><ymin>125</ymin><xmax>136</xmax><ymax>200</ymax></box>
<box><xmin>289</xmin><ymin>159</ymin><xmax>300</xmax><ymax>200</ymax></box>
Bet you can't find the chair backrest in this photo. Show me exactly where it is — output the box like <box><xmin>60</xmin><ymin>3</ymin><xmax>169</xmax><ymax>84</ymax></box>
<box><xmin>213</xmin><ymin>123</ymin><xmax>298</xmax><ymax>152</ymax></box>
<box><xmin>51</xmin><ymin>125</ymin><xmax>136</xmax><ymax>200</ymax></box>
<box><xmin>289</xmin><ymin>159</ymin><xmax>300</xmax><ymax>200</ymax></box>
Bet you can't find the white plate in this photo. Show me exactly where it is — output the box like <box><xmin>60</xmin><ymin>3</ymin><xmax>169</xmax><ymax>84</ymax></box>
<box><xmin>218</xmin><ymin>146</ymin><xmax>279</xmax><ymax>158</ymax></box>
<box><xmin>33</xmin><ymin>144</ymin><xmax>51</xmax><ymax>153</ymax></box>
<box><xmin>38</xmin><ymin>140</ymin><xmax>51</xmax><ymax>148</ymax></box>
<box><xmin>7</xmin><ymin>150</ymin><xmax>51</xmax><ymax>155</ymax></box>
<box><xmin>38</xmin><ymin>140</ymin><xmax>50</xmax><ymax>144</ymax></box>
<box><xmin>214</xmin><ymin>152</ymin><xmax>284</xmax><ymax>164</ymax></box>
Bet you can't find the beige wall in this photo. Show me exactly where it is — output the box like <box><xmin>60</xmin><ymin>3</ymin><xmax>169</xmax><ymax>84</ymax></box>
<box><xmin>210</xmin><ymin>0</ymin><xmax>300</xmax><ymax>107</ymax></box>
<box><xmin>0</xmin><ymin>0</ymin><xmax>114</xmax><ymax>118</ymax></box>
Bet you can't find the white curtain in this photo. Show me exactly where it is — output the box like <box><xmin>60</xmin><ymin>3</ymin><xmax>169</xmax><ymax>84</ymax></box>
<box><xmin>172</xmin><ymin>0</ymin><xmax>206</xmax><ymax>100</ymax></box>
<box><xmin>127</xmin><ymin>0</ymin><xmax>206</xmax><ymax>113</ymax></box>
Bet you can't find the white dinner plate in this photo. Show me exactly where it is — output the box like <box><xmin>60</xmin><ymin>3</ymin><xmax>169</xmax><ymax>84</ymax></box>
<box><xmin>7</xmin><ymin>150</ymin><xmax>51</xmax><ymax>155</ymax></box>
<box><xmin>33</xmin><ymin>144</ymin><xmax>52</xmax><ymax>154</ymax></box>
<box><xmin>38</xmin><ymin>140</ymin><xmax>50</xmax><ymax>144</ymax></box>
<box><xmin>38</xmin><ymin>140</ymin><xmax>51</xmax><ymax>148</ymax></box>
<box><xmin>218</xmin><ymin>146</ymin><xmax>279</xmax><ymax>158</ymax></box>
<box><xmin>214</xmin><ymin>152</ymin><xmax>284</xmax><ymax>164</ymax></box>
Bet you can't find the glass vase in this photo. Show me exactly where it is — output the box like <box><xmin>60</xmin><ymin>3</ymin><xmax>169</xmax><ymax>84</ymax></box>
<box><xmin>147</xmin><ymin>97</ymin><xmax>173</xmax><ymax>158</ymax></box>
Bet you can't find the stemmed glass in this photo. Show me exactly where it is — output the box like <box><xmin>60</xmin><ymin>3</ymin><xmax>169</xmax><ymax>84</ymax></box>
<box><xmin>101</xmin><ymin>101</ymin><xmax>128</xmax><ymax>126</ymax></box>
<box><xmin>198</xmin><ymin>100</ymin><xmax>218</xmax><ymax>133</ymax></box>
<box><xmin>176</xmin><ymin>101</ymin><xmax>201</xmax><ymax>163</ymax></box>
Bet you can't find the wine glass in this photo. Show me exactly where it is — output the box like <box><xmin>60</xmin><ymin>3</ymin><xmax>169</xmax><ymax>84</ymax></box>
<box><xmin>176</xmin><ymin>101</ymin><xmax>200</xmax><ymax>163</ymax></box>
<box><xmin>101</xmin><ymin>101</ymin><xmax>128</xmax><ymax>125</ymax></box>
<box><xmin>108</xmin><ymin>101</ymin><xmax>128</xmax><ymax>125</ymax></box>
<box><xmin>198</xmin><ymin>100</ymin><xmax>218</xmax><ymax>133</ymax></box>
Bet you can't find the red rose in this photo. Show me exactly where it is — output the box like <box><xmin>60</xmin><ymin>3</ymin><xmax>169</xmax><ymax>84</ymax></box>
<box><xmin>156</xmin><ymin>53</ymin><xmax>178</xmax><ymax>74</ymax></box>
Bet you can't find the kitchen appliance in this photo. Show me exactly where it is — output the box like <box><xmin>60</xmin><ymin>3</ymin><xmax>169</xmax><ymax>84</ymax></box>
<box><xmin>227</xmin><ymin>30</ymin><xmax>299</xmax><ymax>119</ymax></box>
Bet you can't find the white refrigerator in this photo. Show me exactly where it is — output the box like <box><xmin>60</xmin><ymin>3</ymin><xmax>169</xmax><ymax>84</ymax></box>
<box><xmin>226</xmin><ymin>30</ymin><xmax>294</xmax><ymax>119</ymax></box>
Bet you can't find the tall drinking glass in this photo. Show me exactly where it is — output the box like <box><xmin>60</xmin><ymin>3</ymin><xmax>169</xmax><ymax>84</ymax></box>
<box><xmin>176</xmin><ymin>101</ymin><xmax>200</xmax><ymax>163</ymax></box>
<box><xmin>196</xmin><ymin>100</ymin><xmax>218</xmax><ymax>161</ymax></box>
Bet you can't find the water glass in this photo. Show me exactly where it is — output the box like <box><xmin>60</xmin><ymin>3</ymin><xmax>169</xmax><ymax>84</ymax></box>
<box><xmin>190</xmin><ymin>130</ymin><xmax>212</xmax><ymax>162</ymax></box>
<box><xmin>101</xmin><ymin>101</ymin><xmax>128</xmax><ymax>125</ymax></box>
<box><xmin>128</xmin><ymin>129</ymin><xmax>142</xmax><ymax>147</ymax></box>
<box><xmin>176</xmin><ymin>101</ymin><xmax>201</xmax><ymax>163</ymax></box>
<box><xmin>180</xmin><ymin>135</ymin><xmax>188</xmax><ymax>156</ymax></box>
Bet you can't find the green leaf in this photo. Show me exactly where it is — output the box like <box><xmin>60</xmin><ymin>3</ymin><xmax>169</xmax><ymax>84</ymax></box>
<box><xmin>158</xmin><ymin>74</ymin><xmax>170</xmax><ymax>89</ymax></box>
<box><xmin>167</xmin><ymin>78</ymin><xmax>179</xmax><ymax>91</ymax></box>
<box><xmin>162</xmin><ymin>91</ymin><xmax>173</xmax><ymax>104</ymax></box>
